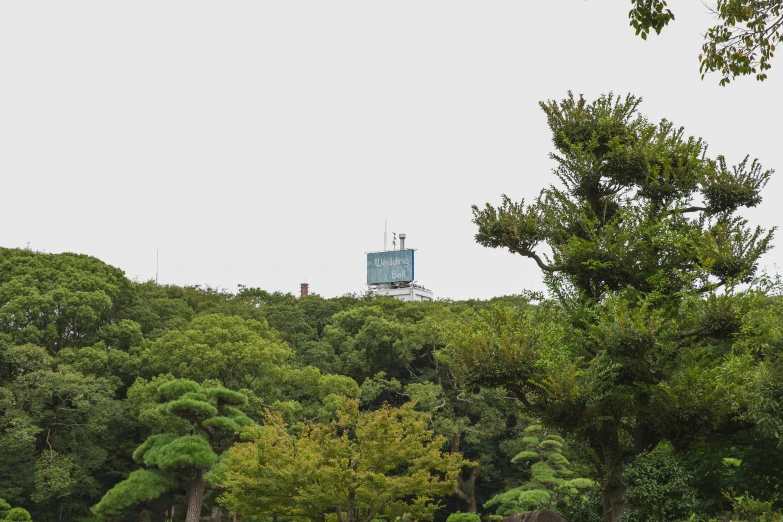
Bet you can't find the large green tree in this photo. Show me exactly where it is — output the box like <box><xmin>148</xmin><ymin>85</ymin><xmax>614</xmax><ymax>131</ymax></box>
<box><xmin>448</xmin><ymin>92</ymin><xmax>775</xmax><ymax>521</ymax></box>
<box><xmin>0</xmin><ymin>344</ymin><xmax>126</xmax><ymax>519</ymax></box>
<box><xmin>629</xmin><ymin>0</ymin><xmax>783</xmax><ymax>84</ymax></box>
<box><xmin>0</xmin><ymin>248</ymin><xmax>135</xmax><ymax>354</ymax></box>
<box><xmin>399</xmin><ymin>308</ymin><xmax>518</xmax><ymax>515</ymax></box>
<box><xmin>93</xmin><ymin>379</ymin><xmax>252</xmax><ymax>522</ymax></box>
<box><xmin>316</xmin><ymin>300</ymin><xmax>522</xmax><ymax>513</ymax></box>
<box><xmin>146</xmin><ymin>314</ymin><xmax>292</xmax><ymax>390</ymax></box>
<box><xmin>216</xmin><ymin>400</ymin><xmax>468</xmax><ymax>522</ymax></box>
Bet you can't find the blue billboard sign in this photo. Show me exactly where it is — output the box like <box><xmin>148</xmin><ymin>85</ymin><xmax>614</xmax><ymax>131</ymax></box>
<box><xmin>367</xmin><ymin>250</ymin><xmax>414</xmax><ymax>284</ymax></box>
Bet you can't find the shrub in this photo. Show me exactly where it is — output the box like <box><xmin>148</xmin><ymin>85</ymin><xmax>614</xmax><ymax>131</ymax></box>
<box><xmin>726</xmin><ymin>492</ymin><xmax>783</xmax><ymax>522</ymax></box>
<box><xmin>447</xmin><ymin>513</ymin><xmax>482</xmax><ymax>522</ymax></box>
<box><xmin>545</xmin><ymin>485</ymin><xmax>603</xmax><ymax>522</ymax></box>
<box><xmin>621</xmin><ymin>441</ymin><xmax>698</xmax><ymax>522</ymax></box>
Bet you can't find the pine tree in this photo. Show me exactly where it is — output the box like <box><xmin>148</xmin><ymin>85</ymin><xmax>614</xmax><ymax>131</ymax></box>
<box><xmin>485</xmin><ymin>425</ymin><xmax>593</xmax><ymax>515</ymax></box>
<box><xmin>0</xmin><ymin>498</ymin><xmax>32</xmax><ymax>521</ymax></box>
<box><xmin>92</xmin><ymin>379</ymin><xmax>252</xmax><ymax>522</ymax></box>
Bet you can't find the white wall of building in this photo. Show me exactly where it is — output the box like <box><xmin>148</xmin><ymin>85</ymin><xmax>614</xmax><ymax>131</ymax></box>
<box><xmin>370</xmin><ymin>286</ymin><xmax>433</xmax><ymax>302</ymax></box>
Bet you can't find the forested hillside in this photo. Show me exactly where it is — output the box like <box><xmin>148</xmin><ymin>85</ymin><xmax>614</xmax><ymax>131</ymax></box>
<box><xmin>0</xmin><ymin>247</ymin><xmax>541</xmax><ymax>522</ymax></box>
<box><xmin>2</xmin><ymin>244</ymin><xmax>783</xmax><ymax>522</ymax></box>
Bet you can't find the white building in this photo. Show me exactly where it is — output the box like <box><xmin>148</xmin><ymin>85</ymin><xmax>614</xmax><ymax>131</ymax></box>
<box><xmin>370</xmin><ymin>283</ymin><xmax>434</xmax><ymax>302</ymax></box>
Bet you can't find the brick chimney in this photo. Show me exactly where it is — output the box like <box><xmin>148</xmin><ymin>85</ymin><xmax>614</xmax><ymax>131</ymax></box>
<box><xmin>300</xmin><ymin>283</ymin><xmax>309</xmax><ymax>298</ymax></box>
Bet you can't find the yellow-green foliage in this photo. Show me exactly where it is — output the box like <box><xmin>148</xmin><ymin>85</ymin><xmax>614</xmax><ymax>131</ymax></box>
<box><xmin>217</xmin><ymin>400</ymin><xmax>470</xmax><ymax>522</ymax></box>
<box><xmin>0</xmin><ymin>497</ymin><xmax>33</xmax><ymax>521</ymax></box>
<box><xmin>446</xmin><ymin>513</ymin><xmax>481</xmax><ymax>522</ymax></box>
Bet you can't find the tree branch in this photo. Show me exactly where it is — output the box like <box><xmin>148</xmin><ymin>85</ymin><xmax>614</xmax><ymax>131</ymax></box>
<box><xmin>524</xmin><ymin>250</ymin><xmax>564</xmax><ymax>273</ymax></box>
<box><xmin>679</xmin><ymin>326</ymin><xmax>709</xmax><ymax>338</ymax></box>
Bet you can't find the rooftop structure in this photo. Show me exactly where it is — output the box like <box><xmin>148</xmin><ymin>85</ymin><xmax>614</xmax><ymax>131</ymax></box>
<box><xmin>367</xmin><ymin>231</ymin><xmax>433</xmax><ymax>302</ymax></box>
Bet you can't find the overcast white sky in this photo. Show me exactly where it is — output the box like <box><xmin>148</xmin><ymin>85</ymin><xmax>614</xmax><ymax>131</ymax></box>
<box><xmin>1</xmin><ymin>2</ymin><xmax>781</xmax><ymax>300</ymax></box>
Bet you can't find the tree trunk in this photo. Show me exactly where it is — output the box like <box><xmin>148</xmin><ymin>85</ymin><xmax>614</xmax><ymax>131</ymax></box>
<box><xmin>345</xmin><ymin>490</ymin><xmax>356</xmax><ymax>522</ymax></box>
<box><xmin>185</xmin><ymin>470</ymin><xmax>207</xmax><ymax>522</ymax></box>
<box><xmin>601</xmin><ymin>461</ymin><xmax>626</xmax><ymax>522</ymax></box>
<box><xmin>451</xmin><ymin>434</ymin><xmax>479</xmax><ymax>513</ymax></box>
<box><xmin>467</xmin><ymin>490</ymin><xmax>478</xmax><ymax>514</ymax></box>
<box><xmin>457</xmin><ymin>466</ymin><xmax>479</xmax><ymax>513</ymax></box>
<box><xmin>592</xmin><ymin>422</ymin><xmax>627</xmax><ymax>522</ymax></box>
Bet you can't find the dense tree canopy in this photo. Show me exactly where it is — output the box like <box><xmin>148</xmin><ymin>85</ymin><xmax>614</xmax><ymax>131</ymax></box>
<box><xmin>0</xmin><ymin>249</ymin><xmax>134</xmax><ymax>354</ymax></box>
<box><xmin>0</xmin><ymin>247</ymin><xmax>538</xmax><ymax>521</ymax></box>
<box><xmin>147</xmin><ymin>314</ymin><xmax>291</xmax><ymax>390</ymax></box>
